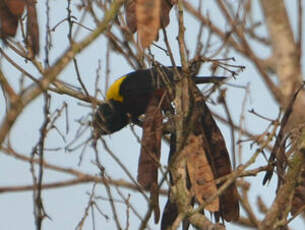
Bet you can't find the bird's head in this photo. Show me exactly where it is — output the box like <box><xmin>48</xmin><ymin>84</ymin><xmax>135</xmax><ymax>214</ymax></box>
<box><xmin>93</xmin><ymin>100</ymin><xmax>128</xmax><ymax>135</ymax></box>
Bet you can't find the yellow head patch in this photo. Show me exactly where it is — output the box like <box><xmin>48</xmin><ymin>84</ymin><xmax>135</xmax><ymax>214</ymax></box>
<box><xmin>106</xmin><ymin>76</ymin><xmax>127</xmax><ymax>102</ymax></box>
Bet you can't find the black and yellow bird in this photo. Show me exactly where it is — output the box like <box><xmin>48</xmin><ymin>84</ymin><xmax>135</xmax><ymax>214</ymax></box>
<box><xmin>93</xmin><ymin>66</ymin><xmax>225</xmax><ymax>135</ymax></box>
<box><xmin>93</xmin><ymin>66</ymin><xmax>240</xmax><ymax>223</ymax></box>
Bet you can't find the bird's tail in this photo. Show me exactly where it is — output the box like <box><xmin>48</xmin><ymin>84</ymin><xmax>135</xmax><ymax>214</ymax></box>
<box><xmin>192</xmin><ymin>76</ymin><xmax>227</xmax><ymax>84</ymax></box>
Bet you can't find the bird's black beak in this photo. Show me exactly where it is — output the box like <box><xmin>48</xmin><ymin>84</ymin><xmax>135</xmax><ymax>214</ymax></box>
<box><xmin>93</xmin><ymin>100</ymin><xmax>128</xmax><ymax>135</ymax></box>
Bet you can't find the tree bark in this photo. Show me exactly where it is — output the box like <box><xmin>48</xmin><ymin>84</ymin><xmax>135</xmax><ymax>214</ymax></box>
<box><xmin>260</xmin><ymin>0</ymin><xmax>305</xmax><ymax>130</ymax></box>
<box><xmin>260</xmin><ymin>0</ymin><xmax>305</xmax><ymax>219</ymax></box>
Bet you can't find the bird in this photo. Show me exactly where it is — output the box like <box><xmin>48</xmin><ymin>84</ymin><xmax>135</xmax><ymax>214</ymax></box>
<box><xmin>93</xmin><ymin>66</ymin><xmax>239</xmax><ymax>223</ymax></box>
<box><xmin>93</xmin><ymin>66</ymin><xmax>226</xmax><ymax>135</ymax></box>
